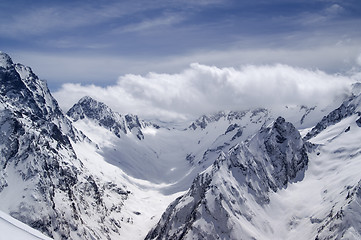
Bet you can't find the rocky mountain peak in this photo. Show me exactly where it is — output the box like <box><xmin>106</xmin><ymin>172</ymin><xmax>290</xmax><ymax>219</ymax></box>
<box><xmin>67</xmin><ymin>96</ymin><xmax>116</xmax><ymax>122</ymax></box>
<box><xmin>146</xmin><ymin>117</ymin><xmax>309</xmax><ymax>240</ymax></box>
<box><xmin>259</xmin><ymin>116</ymin><xmax>308</xmax><ymax>189</ymax></box>
<box><xmin>2</xmin><ymin>50</ymin><xmax>361</xmax><ymax>240</ymax></box>
<box><xmin>0</xmin><ymin>52</ymin><xmax>14</xmax><ymax>69</ymax></box>
<box><xmin>78</xmin><ymin>95</ymin><xmax>103</xmax><ymax>107</ymax></box>
<box><xmin>265</xmin><ymin>116</ymin><xmax>299</xmax><ymax>146</ymax></box>
<box><xmin>0</xmin><ymin>52</ymin><xmax>131</xmax><ymax>240</ymax></box>
<box><xmin>0</xmin><ymin>53</ymin><xmax>63</xmax><ymax>122</ymax></box>
<box><xmin>67</xmin><ymin>96</ymin><xmax>148</xmax><ymax>140</ymax></box>
<box><xmin>227</xmin><ymin>116</ymin><xmax>308</xmax><ymax>194</ymax></box>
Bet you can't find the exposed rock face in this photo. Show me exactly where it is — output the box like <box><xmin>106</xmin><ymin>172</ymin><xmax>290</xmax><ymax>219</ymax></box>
<box><xmin>260</xmin><ymin>117</ymin><xmax>308</xmax><ymax>190</ymax></box>
<box><xmin>0</xmin><ymin>52</ymin><xmax>129</xmax><ymax>240</ymax></box>
<box><xmin>67</xmin><ymin>96</ymin><xmax>127</xmax><ymax>138</ymax></box>
<box><xmin>314</xmin><ymin>180</ymin><xmax>361</xmax><ymax>240</ymax></box>
<box><xmin>2</xmin><ymin>50</ymin><xmax>361</xmax><ymax>240</ymax></box>
<box><xmin>67</xmin><ymin>96</ymin><xmax>155</xmax><ymax>140</ymax></box>
<box><xmin>303</xmin><ymin>88</ymin><xmax>361</xmax><ymax>240</ymax></box>
<box><xmin>146</xmin><ymin>117</ymin><xmax>308</xmax><ymax>240</ymax></box>
<box><xmin>304</xmin><ymin>95</ymin><xmax>361</xmax><ymax>140</ymax></box>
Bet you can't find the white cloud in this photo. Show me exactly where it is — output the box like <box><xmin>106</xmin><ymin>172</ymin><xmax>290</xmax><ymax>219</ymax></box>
<box><xmin>324</xmin><ymin>4</ymin><xmax>344</xmax><ymax>15</ymax></box>
<box><xmin>12</xmin><ymin>40</ymin><xmax>361</xmax><ymax>89</ymax></box>
<box><xmin>53</xmin><ymin>63</ymin><xmax>353</xmax><ymax>121</ymax></box>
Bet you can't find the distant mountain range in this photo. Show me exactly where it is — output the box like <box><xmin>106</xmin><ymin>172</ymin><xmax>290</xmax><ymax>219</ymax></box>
<box><xmin>1</xmin><ymin>51</ymin><xmax>360</xmax><ymax>240</ymax></box>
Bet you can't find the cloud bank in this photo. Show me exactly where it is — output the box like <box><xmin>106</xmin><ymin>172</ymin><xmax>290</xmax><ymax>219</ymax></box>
<box><xmin>54</xmin><ymin>63</ymin><xmax>353</xmax><ymax>121</ymax></box>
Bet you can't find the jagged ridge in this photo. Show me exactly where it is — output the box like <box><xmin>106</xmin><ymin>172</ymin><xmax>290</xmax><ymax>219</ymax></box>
<box><xmin>188</xmin><ymin>109</ymin><xmax>269</xmax><ymax>130</ymax></box>
<box><xmin>0</xmin><ymin>52</ymin><xmax>130</xmax><ymax>240</ymax></box>
<box><xmin>146</xmin><ymin>117</ymin><xmax>309</xmax><ymax>240</ymax></box>
<box><xmin>67</xmin><ymin>96</ymin><xmax>159</xmax><ymax>140</ymax></box>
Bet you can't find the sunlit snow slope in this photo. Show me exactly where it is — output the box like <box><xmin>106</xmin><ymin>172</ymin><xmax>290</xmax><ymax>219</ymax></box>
<box><xmin>146</xmin><ymin>89</ymin><xmax>361</xmax><ymax>240</ymax></box>
<box><xmin>1</xmin><ymin>50</ymin><xmax>360</xmax><ymax>240</ymax></box>
<box><xmin>0</xmin><ymin>51</ymin><xmax>135</xmax><ymax>240</ymax></box>
<box><xmin>0</xmin><ymin>211</ymin><xmax>53</xmax><ymax>240</ymax></box>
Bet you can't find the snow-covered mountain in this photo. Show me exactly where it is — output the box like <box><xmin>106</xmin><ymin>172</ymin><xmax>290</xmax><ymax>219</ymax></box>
<box><xmin>66</xmin><ymin>98</ymin><xmax>277</xmax><ymax>192</ymax></box>
<box><xmin>67</xmin><ymin>96</ymin><xmax>158</xmax><ymax>140</ymax></box>
<box><xmin>145</xmin><ymin>116</ymin><xmax>309</xmax><ymax>239</ymax></box>
<box><xmin>146</xmin><ymin>98</ymin><xmax>361</xmax><ymax>239</ymax></box>
<box><xmin>1</xmin><ymin>51</ymin><xmax>360</xmax><ymax>240</ymax></box>
<box><xmin>0</xmin><ymin>210</ymin><xmax>52</xmax><ymax>240</ymax></box>
<box><xmin>0</xmin><ymin>52</ymin><xmax>133</xmax><ymax>240</ymax></box>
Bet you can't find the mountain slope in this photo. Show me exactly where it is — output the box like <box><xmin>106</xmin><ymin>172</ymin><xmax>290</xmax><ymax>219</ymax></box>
<box><xmin>0</xmin><ymin>52</ymin><xmax>132</xmax><ymax>240</ymax></box>
<box><xmin>67</xmin><ymin>96</ymin><xmax>152</xmax><ymax>140</ymax></box>
<box><xmin>0</xmin><ymin>210</ymin><xmax>53</xmax><ymax>240</ymax></box>
<box><xmin>1</xmin><ymin>51</ymin><xmax>360</xmax><ymax>240</ymax></box>
<box><xmin>146</xmin><ymin>91</ymin><xmax>361</xmax><ymax>240</ymax></box>
<box><xmin>305</xmin><ymin>110</ymin><xmax>361</xmax><ymax>240</ymax></box>
<box><xmin>66</xmin><ymin>98</ymin><xmax>278</xmax><ymax>192</ymax></box>
<box><xmin>146</xmin><ymin>117</ymin><xmax>309</xmax><ymax>240</ymax></box>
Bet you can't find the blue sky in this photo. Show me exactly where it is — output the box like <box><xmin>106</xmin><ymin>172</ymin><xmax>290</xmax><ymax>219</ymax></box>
<box><xmin>1</xmin><ymin>0</ymin><xmax>360</xmax><ymax>87</ymax></box>
<box><xmin>1</xmin><ymin>0</ymin><xmax>361</xmax><ymax>119</ymax></box>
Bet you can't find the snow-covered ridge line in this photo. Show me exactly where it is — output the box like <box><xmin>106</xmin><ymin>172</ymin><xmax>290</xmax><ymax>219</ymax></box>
<box><xmin>304</xmin><ymin>95</ymin><xmax>360</xmax><ymax>140</ymax></box>
<box><xmin>188</xmin><ymin>109</ymin><xmax>267</xmax><ymax>130</ymax></box>
<box><xmin>1</xmin><ymin>50</ymin><xmax>361</xmax><ymax>240</ymax></box>
<box><xmin>67</xmin><ymin>96</ymin><xmax>160</xmax><ymax>140</ymax></box>
<box><xmin>0</xmin><ymin>51</ymin><xmax>133</xmax><ymax>239</ymax></box>
<box><xmin>146</xmin><ymin>117</ymin><xmax>309</xmax><ymax>239</ymax></box>
<box><xmin>0</xmin><ymin>211</ymin><xmax>53</xmax><ymax>240</ymax></box>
